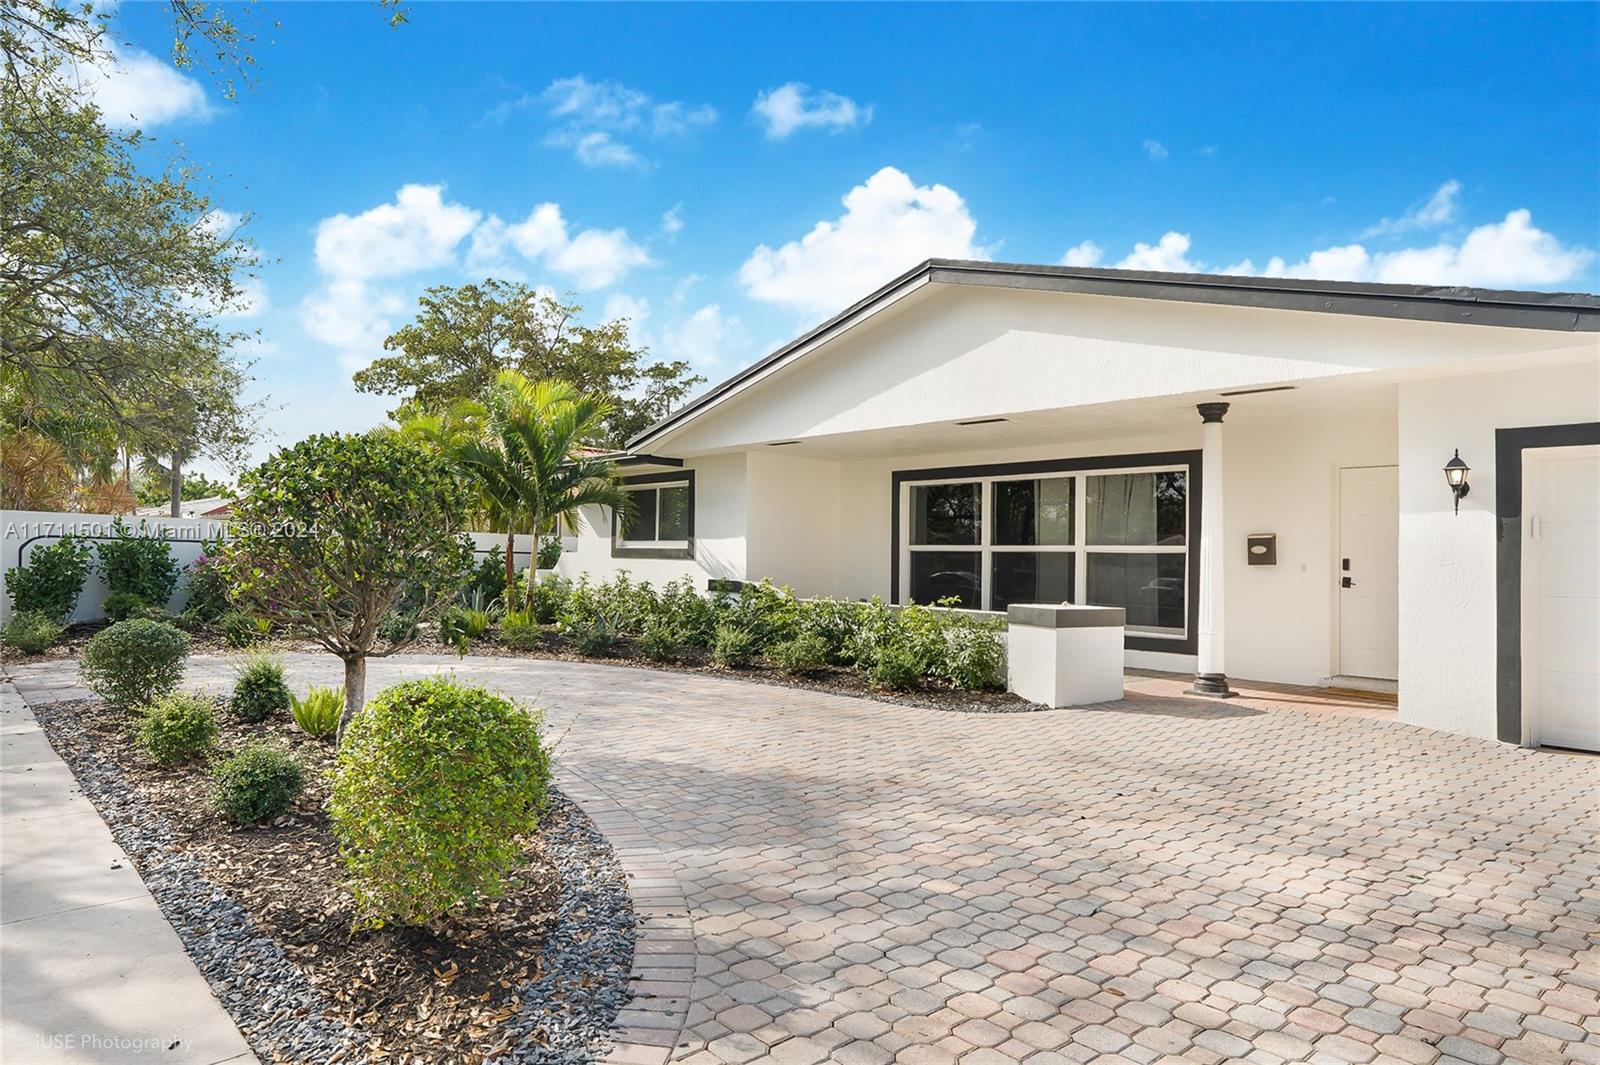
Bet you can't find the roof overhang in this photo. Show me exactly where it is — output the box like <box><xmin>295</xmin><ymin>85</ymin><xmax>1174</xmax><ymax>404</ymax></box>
<box><xmin>627</xmin><ymin>258</ymin><xmax>1600</xmax><ymax>453</ymax></box>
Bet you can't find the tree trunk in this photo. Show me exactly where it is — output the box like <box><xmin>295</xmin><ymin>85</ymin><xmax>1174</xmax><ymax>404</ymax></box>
<box><xmin>504</xmin><ymin>528</ymin><xmax>516</xmax><ymax>608</ymax></box>
<box><xmin>337</xmin><ymin>654</ymin><xmax>367</xmax><ymax>741</ymax></box>
<box><xmin>168</xmin><ymin>451</ymin><xmax>183</xmax><ymax>518</ymax></box>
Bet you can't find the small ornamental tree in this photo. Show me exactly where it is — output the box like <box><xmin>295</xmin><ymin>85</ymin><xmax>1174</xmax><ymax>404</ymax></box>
<box><xmin>221</xmin><ymin>432</ymin><xmax>474</xmax><ymax>737</ymax></box>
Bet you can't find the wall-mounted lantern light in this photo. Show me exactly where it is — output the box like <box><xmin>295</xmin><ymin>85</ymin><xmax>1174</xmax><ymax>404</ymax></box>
<box><xmin>1443</xmin><ymin>449</ymin><xmax>1471</xmax><ymax>513</ymax></box>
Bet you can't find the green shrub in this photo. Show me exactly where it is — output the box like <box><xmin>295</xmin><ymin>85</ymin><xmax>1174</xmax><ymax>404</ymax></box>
<box><xmin>213</xmin><ymin>742</ymin><xmax>304</xmax><ymax>824</ymax></box>
<box><xmin>536</xmin><ymin>535</ymin><xmax>563</xmax><ymax>570</ymax></box>
<box><xmin>638</xmin><ymin>618</ymin><xmax>682</xmax><ymax>662</ymax></box>
<box><xmin>5</xmin><ymin>536</ymin><xmax>93</xmax><ymax>622</ymax></box>
<box><xmin>220</xmin><ymin>610</ymin><xmax>269</xmax><ymax>648</ymax></box>
<box><xmin>938</xmin><ymin>618</ymin><xmax>1007</xmax><ymax>690</ymax></box>
<box><xmin>728</xmin><ymin>579</ymin><xmax>799</xmax><ymax>648</ymax></box>
<box><xmin>439</xmin><ymin>605</ymin><xmax>491</xmax><ymax>655</ymax></box>
<box><xmin>564</xmin><ymin>613</ymin><xmax>616</xmax><ymax>656</ymax></box>
<box><xmin>465</xmin><ymin>552</ymin><xmax>508</xmax><ymax>605</ymax></box>
<box><xmin>182</xmin><ymin>543</ymin><xmax>231</xmax><ymax>623</ymax></box>
<box><xmin>377</xmin><ymin>609</ymin><xmax>418</xmax><ymax>644</ymax></box>
<box><xmin>97</xmin><ymin>521</ymin><xmax>180</xmax><ymax>607</ymax></box>
<box><xmin>769</xmin><ymin>632</ymin><xmax>830</xmax><ymax>675</ymax></box>
<box><xmin>795</xmin><ymin>597</ymin><xmax>866</xmax><ymax>664</ymax></box>
<box><xmin>499</xmin><ymin>610</ymin><xmax>541</xmax><ymax>650</ymax></box>
<box><xmin>103</xmin><ymin>591</ymin><xmax>152</xmax><ymax>622</ymax></box>
<box><xmin>2</xmin><ymin>611</ymin><xmax>64</xmax><ymax>654</ymax></box>
<box><xmin>329</xmin><ymin>677</ymin><xmax>551</xmax><ymax>928</ymax></box>
<box><xmin>232</xmin><ymin>654</ymin><xmax>291</xmax><ymax>722</ymax></box>
<box><xmin>80</xmin><ymin>619</ymin><xmax>190</xmax><ymax>709</ymax></box>
<box><xmin>659</xmin><ymin>577</ymin><xmax>719</xmax><ymax>647</ymax></box>
<box><xmin>527</xmin><ymin>574</ymin><xmax>570</xmax><ymax>625</ymax></box>
<box><xmin>868</xmin><ymin>641</ymin><xmax>925</xmax><ymax>692</ymax></box>
<box><xmin>712</xmin><ymin>623</ymin><xmax>758</xmax><ymax>668</ymax></box>
<box><xmin>290</xmin><ymin>685</ymin><xmax>343</xmax><ymax>739</ymax></box>
<box><xmin>138</xmin><ymin>691</ymin><xmax>218</xmax><ymax>765</ymax></box>
<box><xmin>568</xmin><ymin>572</ymin><xmax>656</xmax><ymax>635</ymax></box>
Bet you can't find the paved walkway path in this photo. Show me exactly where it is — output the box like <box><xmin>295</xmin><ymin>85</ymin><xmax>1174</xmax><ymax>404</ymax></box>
<box><xmin>1</xmin><ymin>679</ymin><xmax>257</xmax><ymax>1065</ymax></box>
<box><xmin>7</xmin><ymin>655</ymin><xmax>1598</xmax><ymax>1065</ymax></box>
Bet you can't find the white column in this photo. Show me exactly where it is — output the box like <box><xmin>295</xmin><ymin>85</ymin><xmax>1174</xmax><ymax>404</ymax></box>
<box><xmin>1189</xmin><ymin>402</ymin><xmax>1236</xmax><ymax>697</ymax></box>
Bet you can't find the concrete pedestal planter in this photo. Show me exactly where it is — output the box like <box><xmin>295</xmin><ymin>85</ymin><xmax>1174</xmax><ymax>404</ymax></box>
<box><xmin>1006</xmin><ymin>604</ymin><xmax>1125</xmax><ymax>707</ymax></box>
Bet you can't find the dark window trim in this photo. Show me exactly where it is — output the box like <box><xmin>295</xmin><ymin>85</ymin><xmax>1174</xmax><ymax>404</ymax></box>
<box><xmin>612</xmin><ymin>469</ymin><xmax>696</xmax><ymax>560</ymax></box>
<box><xmin>890</xmin><ymin>449</ymin><xmax>1202</xmax><ymax>654</ymax></box>
<box><xmin>1495</xmin><ymin>421</ymin><xmax>1600</xmax><ymax>744</ymax></box>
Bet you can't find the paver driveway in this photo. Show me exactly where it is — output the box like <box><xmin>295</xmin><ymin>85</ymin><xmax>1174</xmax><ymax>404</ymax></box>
<box><xmin>9</xmin><ymin>655</ymin><xmax>1598</xmax><ymax>1065</ymax></box>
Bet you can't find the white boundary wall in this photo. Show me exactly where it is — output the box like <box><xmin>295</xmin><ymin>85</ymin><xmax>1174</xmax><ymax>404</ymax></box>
<box><xmin>1</xmin><ymin>508</ymin><xmax>532</xmax><ymax>625</ymax></box>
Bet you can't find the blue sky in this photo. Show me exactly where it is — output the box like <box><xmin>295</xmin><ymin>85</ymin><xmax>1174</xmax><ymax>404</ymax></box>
<box><xmin>98</xmin><ymin>2</ymin><xmax>1599</xmax><ymax>468</ymax></box>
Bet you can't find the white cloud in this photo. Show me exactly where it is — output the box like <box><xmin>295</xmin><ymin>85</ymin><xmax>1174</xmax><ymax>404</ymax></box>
<box><xmin>1106</xmin><ymin>208</ymin><xmax>1593</xmax><ymax>289</ymax></box>
<box><xmin>1143</xmin><ymin>139</ymin><xmax>1169</xmax><ymax>160</ymax></box>
<box><xmin>664</xmin><ymin>304</ymin><xmax>747</xmax><ymax>372</ymax></box>
<box><xmin>752</xmin><ymin>83</ymin><xmax>873</xmax><ymax>139</ymax></box>
<box><xmin>1116</xmin><ymin>231</ymin><xmax>1203</xmax><ymax>273</ymax></box>
<box><xmin>739</xmin><ymin>167</ymin><xmax>985</xmax><ymax>315</ymax></box>
<box><xmin>300</xmin><ymin>279</ymin><xmax>406</xmax><ymax>371</ymax></box>
<box><xmin>197</xmin><ymin>209</ymin><xmax>244</xmax><ymax>238</ymax></box>
<box><xmin>313</xmin><ymin>184</ymin><xmax>481</xmax><ymax>280</ymax></box>
<box><xmin>76</xmin><ymin>42</ymin><xmax>212</xmax><ymax>128</ymax></box>
<box><xmin>603</xmin><ymin>293</ymin><xmax>651</xmax><ymax>350</ymax></box>
<box><xmin>225</xmin><ymin>276</ymin><xmax>269</xmax><ymax>319</ymax></box>
<box><xmin>1361</xmin><ymin>180</ymin><xmax>1460</xmax><ymax>239</ymax></box>
<box><xmin>470</xmin><ymin>203</ymin><xmax>650</xmax><ymax>290</ymax></box>
<box><xmin>661</xmin><ymin>204</ymin><xmax>685</xmax><ymax>235</ymax></box>
<box><xmin>521</xmin><ymin>75</ymin><xmax>715</xmax><ymax>167</ymax></box>
<box><xmin>1061</xmin><ymin>241</ymin><xmax>1104</xmax><ymax>268</ymax></box>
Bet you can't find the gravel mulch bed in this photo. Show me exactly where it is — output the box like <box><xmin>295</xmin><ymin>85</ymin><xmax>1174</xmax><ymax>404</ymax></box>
<box><xmin>30</xmin><ymin>696</ymin><xmax>636</xmax><ymax>1064</ymax></box>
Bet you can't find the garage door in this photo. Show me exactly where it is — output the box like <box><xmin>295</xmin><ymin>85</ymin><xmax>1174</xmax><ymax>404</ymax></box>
<box><xmin>1526</xmin><ymin>445</ymin><xmax>1600</xmax><ymax>752</ymax></box>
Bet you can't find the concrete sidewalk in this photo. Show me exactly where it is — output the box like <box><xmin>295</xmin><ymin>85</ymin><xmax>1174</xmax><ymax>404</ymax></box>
<box><xmin>0</xmin><ymin>679</ymin><xmax>256</xmax><ymax>1065</ymax></box>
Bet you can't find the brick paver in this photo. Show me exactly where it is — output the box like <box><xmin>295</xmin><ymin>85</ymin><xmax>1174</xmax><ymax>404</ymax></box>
<box><xmin>9</xmin><ymin>655</ymin><xmax>1597</xmax><ymax>1065</ymax></box>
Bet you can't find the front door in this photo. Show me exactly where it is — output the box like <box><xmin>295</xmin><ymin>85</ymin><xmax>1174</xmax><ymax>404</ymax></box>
<box><xmin>1339</xmin><ymin>465</ymin><xmax>1399</xmax><ymax>680</ymax></box>
<box><xmin>1524</xmin><ymin>445</ymin><xmax>1600</xmax><ymax>752</ymax></box>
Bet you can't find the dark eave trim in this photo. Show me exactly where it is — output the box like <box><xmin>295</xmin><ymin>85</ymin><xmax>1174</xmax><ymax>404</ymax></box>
<box><xmin>626</xmin><ymin>258</ymin><xmax>1599</xmax><ymax>452</ymax></box>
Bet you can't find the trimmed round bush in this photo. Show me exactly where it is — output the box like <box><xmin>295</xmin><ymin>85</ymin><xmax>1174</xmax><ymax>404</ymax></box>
<box><xmin>329</xmin><ymin>677</ymin><xmax>551</xmax><ymax>928</ymax></box>
<box><xmin>769</xmin><ymin>632</ymin><xmax>830</xmax><ymax>675</ymax></box>
<box><xmin>138</xmin><ymin>691</ymin><xmax>218</xmax><ymax>766</ymax></box>
<box><xmin>213</xmin><ymin>742</ymin><xmax>304</xmax><ymax>824</ymax></box>
<box><xmin>232</xmin><ymin>654</ymin><xmax>291</xmax><ymax>722</ymax></box>
<box><xmin>3</xmin><ymin>611</ymin><xmax>64</xmax><ymax>654</ymax></box>
<box><xmin>79</xmin><ymin>619</ymin><xmax>190</xmax><ymax>709</ymax></box>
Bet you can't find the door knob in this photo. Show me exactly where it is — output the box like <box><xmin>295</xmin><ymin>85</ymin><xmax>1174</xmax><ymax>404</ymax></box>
<box><xmin>1341</xmin><ymin>576</ymin><xmax>1355</xmax><ymax>588</ymax></box>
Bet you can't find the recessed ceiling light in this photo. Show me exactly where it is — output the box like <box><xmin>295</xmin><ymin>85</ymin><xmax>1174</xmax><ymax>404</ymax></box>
<box><xmin>956</xmin><ymin>417</ymin><xmax>1009</xmax><ymax>426</ymax></box>
<box><xmin>1218</xmin><ymin>385</ymin><xmax>1297</xmax><ymax>397</ymax></box>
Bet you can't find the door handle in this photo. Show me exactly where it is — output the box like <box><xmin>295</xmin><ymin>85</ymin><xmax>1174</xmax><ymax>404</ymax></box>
<box><xmin>1341</xmin><ymin>576</ymin><xmax>1355</xmax><ymax>589</ymax></box>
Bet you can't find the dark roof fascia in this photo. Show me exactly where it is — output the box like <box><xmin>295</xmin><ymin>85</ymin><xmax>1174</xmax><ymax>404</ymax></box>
<box><xmin>627</xmin><ymin>259</ymin><xmax>1600</xmax><ymax>451</ymax></box>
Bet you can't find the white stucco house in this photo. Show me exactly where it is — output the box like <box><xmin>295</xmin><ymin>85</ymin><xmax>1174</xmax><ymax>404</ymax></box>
<box><xmin>555</xmin><ymin>259</ymin><xmax>1600</xmax><ymax>751</ymax></box>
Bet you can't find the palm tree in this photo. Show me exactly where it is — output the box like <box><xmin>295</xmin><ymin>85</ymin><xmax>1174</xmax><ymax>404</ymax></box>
<box><xmin>406</xmin><ymin>373</ymin><xmax>630</xmax><ymax>609</ymax></box>
<box><xmin>402</xmin><ymin>400</ymin><xmax>531</xmax><ymax>603</ymax></box>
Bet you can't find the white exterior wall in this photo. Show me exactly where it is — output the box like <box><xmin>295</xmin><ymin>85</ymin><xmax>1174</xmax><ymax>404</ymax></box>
<box><xmin>556</xmin><ymin>453</ymin><xmax>750</xmax><ymax>589</ymax></box>
<box><xmin>663</xmin><ymin>286</ymin><xmax>1577</xmax><ymax>454</ymax></box>
<box><xmin>825</xmin><ymin>399</ymin><xmax>1396</xmax><ymax>684</ymax></box>
<box><xmin>745</xmin><ymin>451</ymin><xmax>842</xmax><ymax>598</ymax></box>
<box><xmin>1397</xmin><ymin>358</ymin><xmax>1600</xmax><ymax>741</ymax></box>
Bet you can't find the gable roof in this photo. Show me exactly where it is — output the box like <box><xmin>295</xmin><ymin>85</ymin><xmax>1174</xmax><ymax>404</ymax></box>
<box><xmin>628</xmin><ymin>258</ymin><xmax>1600</xmax><ymax>451</ymax></box>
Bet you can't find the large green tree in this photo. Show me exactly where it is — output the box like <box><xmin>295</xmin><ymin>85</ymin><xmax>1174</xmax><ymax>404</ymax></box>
<box><xmin>354</xmin><ymin>281</ymin><xmax>705</xmax><ymax>446</ymax></box>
